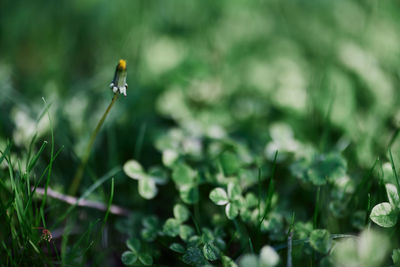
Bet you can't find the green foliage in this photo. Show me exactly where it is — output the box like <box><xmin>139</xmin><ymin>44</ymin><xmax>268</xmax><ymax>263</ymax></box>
<box><xmin>174</xmin><ymin>204</ymin><xmax>190</xmax><ymax>223</ymax></box>
<box><xmin>182</xmin><ymin>247</ymin><xmax>207</xmax><ymax>266</ymax></box>
<box><xmin>163</xmin><ymin>218</ymin><xmax>181</xmax><ymax>237</ymax></box>
<box><xmin>209</xmin><ymin>182</ymin><xmax>244</xmax><ymax>220</ymax></box>
<box><xmin>123</xmin><ymin>160</ymin><xmax>167</xmax><ymax>199</ymax></box>
<box><xmin>121</xmin><ymin>238</ymin><xmax>153</xmax><ymax>266</ymax></box>
<box><xmin>370</xmin><ymin>202</ymin><xmax>398</xmax><ymax>228</ymax></box>
<box><xmin>141</xmin><ymin>216</ymin><xmax>160</xmax><ymax>242</ymax></box>
<box><xmin>370</xmin><ymin>183</ymin><xmax>400</xmax><ymax>228</ymax></box>
<box><xmin>202</xmin><ymin>242</ymin><xmax>220</xmax><ymax>261</ymax></box>
<box><xmin>170</xmin><ymin>243</ymin><xmax>186</xmax><ymax>253</ymax></box>
<box><xmin>121</xmin><ymin>251</ymin><xmax>137</xmax><ymax>266</ymax></box>
<box><xmin>392</xmin><ymin>249</ymin><xmax>400</xmax><ymax>266</ymax></box>
<box><xmin>2</xmin><ymin>0</ymin><xmax>400</xmax><ymax>265</ymax></box>
<box><xmin>309</xmin><ymin>229</ymin><xmax>332</xmax><ymax>254</ymax></box>
<box><xmin>291</xmin><ymin>153</ymin><xmax>347</xmax><ymax>186</ymax></box>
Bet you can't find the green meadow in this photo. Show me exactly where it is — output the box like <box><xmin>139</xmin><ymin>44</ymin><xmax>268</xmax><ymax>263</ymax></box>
<box><xmin>1</xmin><ymin>0</ymin><xmax>400</xmax><ymax>266</ymax></box>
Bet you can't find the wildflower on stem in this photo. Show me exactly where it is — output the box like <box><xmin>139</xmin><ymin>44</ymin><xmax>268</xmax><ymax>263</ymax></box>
<box><xmin>69</xmin><ymin>59</ymin><xmax>127</xmax><ymax>196</ymax></box>
<box><xmin>110</xmin><ymin>59</ymin><xmax>128</xmax><ymax>96</ymax></box>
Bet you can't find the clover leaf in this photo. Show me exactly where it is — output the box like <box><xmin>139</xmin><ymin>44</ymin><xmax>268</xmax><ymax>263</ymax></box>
<box><xmin>163</xmin><ymin>218</ymin><xmax>181</xmax><ymax>237</ymax></box>
<box><xmin>370</xmin><ymin>202</ymin><xmax>398</xmax><ymax>228</ymax></box>
<box><xmin>163</xmin><ymin>203</ymin><xmax>195</xmax><ymax>240</ymax></box>
<box><xmin>121</xmin><ymin>238</ymin><xmax>153</xmax><ymax>266</ymax></box>
<box><xmin>309</xmin><ymin>229</ymin><xmax>332</xmax><ymax>254</ymax></box>
<box><xmin>141</xmin><ymin>216</ymin><xmax>160</xmax><ymax>242</ymax></box>
<box><xmin>174</xmin><ymin>203</ymin><xmax>190</xmax><ymax>223</ymax></box>
<box><xmin>370</xmin><ymin>183</ymin><xmax>400</xmax><ymax>228</ymax></box>
<box><xmin>172</xmin><ymin>162</ymin><xmax>200</xmax><ymax>204</ymax></box>
<box><xmin>210</xmin><ymin>182</ymin><xmax>243</xmax><ymax>219</ymax></box>
<box><xmin>123</xmin><ymin>160</ymin><xmax>168</xmax><ymax>199</ymax></box>
<box><xmin>290</xmin><ymin>153</ymin><xmax>347</xmax><ymax>186</ymax></box>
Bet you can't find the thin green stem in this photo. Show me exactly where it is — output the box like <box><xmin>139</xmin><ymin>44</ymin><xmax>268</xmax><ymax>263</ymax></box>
<box><xmin>69</xmin><ymin>94</ymin><xmax>119</xmax><ymax>196</ymax></box>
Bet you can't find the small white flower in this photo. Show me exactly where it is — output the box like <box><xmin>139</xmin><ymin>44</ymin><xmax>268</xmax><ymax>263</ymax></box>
<box><xmin>110</xmin><ymin>59</ymin><xmax>128</xmax><ymax>96</ymax></box>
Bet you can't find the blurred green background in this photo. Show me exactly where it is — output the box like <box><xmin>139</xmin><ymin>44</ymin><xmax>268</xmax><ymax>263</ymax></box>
<box><xmin>1</xmin><ymin>0</ymin><xmax>400</xmax><ymax>264</ymax></box>
<box><xmin>1</xmin><ymin>0</ymin><xmax>400</xmax><ymax>164</ymax></box>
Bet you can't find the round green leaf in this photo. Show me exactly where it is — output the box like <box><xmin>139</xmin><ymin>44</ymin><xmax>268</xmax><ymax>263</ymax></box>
<box><xmin>138</xmin><ymin>178</ymin><xmax>157</xmax><ymax>199</ymax></box>
<box><xmin>121</xmin><ymin>251</ymin><xmax>138</xmax><ymax>266</ymax></box>
<box><xmin>162</xmin><ymin>149</ymin><xmax>179</xmax><ymax>167</ymax></box>
<box><xmin>182</xmin><ymin>247</ymin><xmax>207</xmax><ymax>266</ymax></box>
<box><xmin>179</xmin><ymin>184</ymin><xmax>199</xmax><ymax>204</ymax></box>
<box><xmin>148</xmin><ymin>166</ymin><xmax>168</xmax><ymax>185</ymax></box>
<box><xmin>309</xmin><ymin>229</ymin><xmax>332</xmax><ymax>254</ymax></box>
<box><xmin>123</xmin><ymin>160</ymin><xmax>146</xmax><ymax>180</ymax></box>
<box><xmin>172</xmin><ymin>162</ymin><xmax>194</xmax><ymax>186</ymax></box>
<box><xmin>201</xmin><ymin>227</ymin><xmax>214</xmax><ymax>243</ymax></box>
<box><xmin>307</xmin><ymin>154</ymin><xmax>347</xmax><ymax>185</ymax></box>
<box><xmin>142</xmin><ymin>216</ymin><xmax>159</xmax><ymax>229</ymax></box>
<box><xmin>386</xmin><ymin>184</ymin><xmax>400</xmax><ymax>209</ymax></box>
<box><xmin>370</xmin><ymin>202</ymin><xmax>398</xmax><ymax>227</ymax></box>
<box><xmin>225</xmin><ymin>203</ymin><xmax>239</xmax><ymax>219</ymax></box>
<box><xmin>138</xmin><ymin>253</ymin><xmax>153</xmax><ymax>266</ymax></box>
<box><xmin>126</xmin><ymin>238</ymin><xmax>141</xmax><ymax>254</ymax></box>
<box><xmin>203</xmin><ymin>242</ymin><xmax>220</xmax><ymax>261</ymax></box>
<box><xmin>173</xmin><ymin>204</ymin><xmax>190</xmax><ymax>223</ymax></box>
<box><xmin>260</xmin><ymin>245</ymin><xmax>279</xmax><ymax>267</ymax></box>
<box><xmin>227</xmin><ymin>182</ymin><xmax>242</xmax><ymax>200</ymax></box>
<box><xmin>210</xmin><ymin>188</ymin><xmax>229</xmax><ymax>205</ymax></box>
<box><xmin>187</xmin><ymin>235</ymin><xmax>202</xmax><ymax>247</ymax></box>
<box><xmin>392</xmin><ymin>249</ymin><xmax>400</xmax><ymax>265</ymax></box>
<box><xmin>163</xmin><ymin>218</ymin><xmax>181</xmax><ymax>237</ymax></box>
<box><xmin>222</xmin><ymin>255</ymin><xmax>238</xmax><ymax>267</ymax></box>
<box><xmin>179</xmin><ymin>224</ymin><xmax>195</xmax><ymax>241</ymax></box>
<box><xmin>141</xmin><ymin>228</ymin><xmax>158</xmax><ymax>242</ymax></box>
<box><xmin>220</xmin><ymin>151</ymin><xmax>241</xmax><ymax>176</ymax></box>
<box><xmin>170</xmin><ymin>243</ymin><xmax>186</xmax><ymax>253</ymax></box>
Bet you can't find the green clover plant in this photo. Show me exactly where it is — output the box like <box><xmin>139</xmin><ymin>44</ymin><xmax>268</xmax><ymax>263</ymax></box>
<box><xmin>162</xmin><ymin>203</ymin><xmax>195</xmax><ymax>241</ymax></box>
<box><xmin>209</xmin><ymin>182</ymin><xmax>244</xmax><ymax>219</ymax></box>
<box><xmin>290</xmin><ymin>153</ymin><xmax>347</xmax><ymax>186</ymax></box>
<box><xmin>370</xmin><ymin>183</ymin><xmax>399</xmax><ymax>227</ymax></box>
<box><xmin>168</xmin><ymin>227</ymin><xmax>227</xmax><ymax>265</ymax></box>
<box><xmin>172</xmin><ymin>162</ymin><xmax>200</xmax><ymax>204</ymax></box>
<box><xmin>141</xmin><ymin>215</ymin><xmax>161</xmax><ymax>242</ymax></box>
<box><xmin>123</xmin><ymin>160</ymin><xmax>168</xmax><ymax>199</ymax></box>
<box><xmin>121</xmin><ymin>238</ymin><xmax>153</xmax><ymax>266</ymax></box>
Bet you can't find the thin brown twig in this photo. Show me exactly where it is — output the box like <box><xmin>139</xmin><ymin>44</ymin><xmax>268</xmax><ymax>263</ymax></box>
<box><xmin>33</xmin><ymin>186</ymin><xmax>131</xmax><ymax>217</ymax></box>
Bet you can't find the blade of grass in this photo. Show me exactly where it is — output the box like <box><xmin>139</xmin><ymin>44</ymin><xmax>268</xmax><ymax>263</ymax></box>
<box><xmin>39</xmin><ymin>97</ymin><xmax>55</xmax><ymax>229</ymax></box>
<box><xmin>26</xmin><ymin>133</ymin><xmax>38</xmax><ymax>171</ymax></box>
<box><xmin>258</xmin><ymin>150</ymin><xmax>278</xmax><ymax>230</ymax></box>
<box><xmin>248</xmin><ymin>237</ymin><xmax>254</xmax><ymax>254</ymax></box>
<box><xmin>349</xmin><ymin>158</ymin><xmax>378</xmax><ymax>207</ymax></box>
<box><xmin>389</xmin><ymin>149</ymin><xmax>400</xmax><ymax>194</ymax></box>
<box><xmin>388</xmin><ymin>128</ymin><xmax>400</xmax><ymax>149</ymax></box>
<box><xmin>27</xmin><ymin>141</ymin><xmax>48</xmax><ymax>173</ymax></box>
<box><xmin>0</xmin><ymin>140</ymin><xmax>12</xmax><ymax>165</ymax></box>
<box><xmin>101</xmin><ymin>178</ymin><xmax>115</xmax><ymax>232</ymax></box>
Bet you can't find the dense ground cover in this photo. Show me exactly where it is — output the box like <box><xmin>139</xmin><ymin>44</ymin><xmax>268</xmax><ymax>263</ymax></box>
<box><xmin>1</xmin><ymin>0</ymin><xmax>400</xmax><ymax>266</ymax></box>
